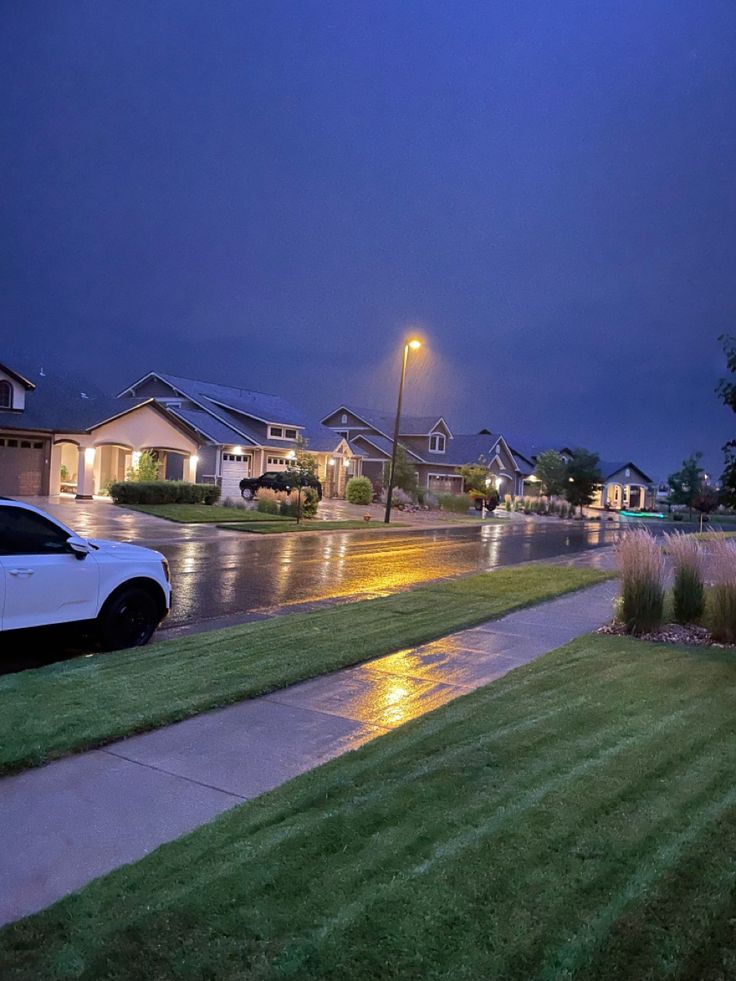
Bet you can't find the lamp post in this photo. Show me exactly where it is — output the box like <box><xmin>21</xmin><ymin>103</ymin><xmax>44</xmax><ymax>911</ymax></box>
<box><xmin>384</xmin><ymin>338</ymin><xmax>422</xmax><ymax>523</ymax></box>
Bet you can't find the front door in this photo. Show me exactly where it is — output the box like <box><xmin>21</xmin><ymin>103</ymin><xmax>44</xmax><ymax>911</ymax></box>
<box><xmin>0</xmin><ymin>505</ymin><xmax>100</xmax><ymax>630</ymax></box>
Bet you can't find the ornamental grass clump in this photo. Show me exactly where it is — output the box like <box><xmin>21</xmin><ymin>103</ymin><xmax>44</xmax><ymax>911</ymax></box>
<box><xmin>707</xmin><ymin>535</ymin><xmax>736</xmax><ymax>644</ymax></box>
<box><xmin>664</xmin><ymin>532</ymin><xmax>705</xmax><ymax>625</ymax></box>
<box><xmin>616</xmin><ymin>528</ymin><xmax>666</xmax><ymax>635</ymax></box>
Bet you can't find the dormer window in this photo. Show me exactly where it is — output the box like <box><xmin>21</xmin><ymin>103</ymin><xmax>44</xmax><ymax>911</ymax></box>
<box><xmin>0</xmin><ymin>381</ymin><xmax>12</xmax><ymax>409</ymax></box>
<box><xmin>341</xmin><ymin>413</ymin><xmax>348</xmax><ymax>425</ymax></box>
<box><xmin>269</xmin><ymin>425</ymin><xmax>299</xmax><ymax>440</ymax></box>
<box><xmin>429</xmin><ymin>433</ymin><xmax>445</xmax><ymax>453</ymax></box>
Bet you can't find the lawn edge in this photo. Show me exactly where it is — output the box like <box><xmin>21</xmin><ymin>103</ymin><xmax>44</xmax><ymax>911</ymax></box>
<box><xmin>0</xmin><ymin>567</ymin><xmax>614</xmax><ymax>777</ymax></box>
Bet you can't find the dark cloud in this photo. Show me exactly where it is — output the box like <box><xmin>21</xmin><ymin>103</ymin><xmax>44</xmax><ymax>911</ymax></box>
<box><xmin>2</xmin><ymin>1</ymin><xmax>735</xmax><ymax>478</ymax></box>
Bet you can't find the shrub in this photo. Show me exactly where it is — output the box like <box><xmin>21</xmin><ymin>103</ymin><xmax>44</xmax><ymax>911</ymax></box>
<box><xmin>256</xmin><ymin>488</ymin><xmax>282</xmax><ymax>515</ymax></box>
<box><xmin>616</xmin><ymin>528</ymin><xmax>666</xmax><ymax>635</ymax></box>
<box><xmin>664</xmin><ymin>532</ymin><xmax>705</xmax><ymax>624</ymax></box>
<box><xmin>346</xmin><ymin>476</ymin><xmax>373</xmax><ymax>505</ymax></box>
<box><xmin>437</xmin><ymin>493</ymin><xmax>471</xmax><ymax>514</ymax></box>
<box><xmin>281</xmin><ymin>487</ymin><xmax>319</xmax><ymax>518</ymax></box>
<box><xmin>222</xmin><ymin>497</ymin><xmax>234</xmax><ymax>508</ymax></box>
<box><xmin>110</xmin><ymin>481</ymin><xmax>220</xmax><ymax>505</ymax></box>
<box><xmin>125</xmin><ymin>450</ymin><xmax>160</xmax><ymax>482</ymax></box>
<box><xmin>707</xmin><ymin>535</ymin><xmax>736</xmax><ymax>644</ymax></box>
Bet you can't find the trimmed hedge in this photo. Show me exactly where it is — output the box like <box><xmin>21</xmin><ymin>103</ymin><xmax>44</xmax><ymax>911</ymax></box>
<box><xmin>110</xmin><ymin>481</ymin><xmax>221</xmax><ymax>506</ymax></box>
<box><xmin>438</xmin><ymin>493</ymin><xmax>472</xmax><ymax>514</ymax></box>
<box><xmin>345</xmin><ymin>476</ymin><xmax>373</xmax><ymax>505</ymax></box>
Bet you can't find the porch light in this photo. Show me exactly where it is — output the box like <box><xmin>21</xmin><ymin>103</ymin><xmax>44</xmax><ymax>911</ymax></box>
<box><xmin>495</xmin><ymin>476</ymin><xmax>502</xmax><ymax>490</ymax></box>
<box><xmin>84</xmin><ymin>446</ymin><xmax>96</xmax><ymax>464</ymax></box>
<box><xmin>343</xmin><ymin>458</ymin><xmax>350</xmax><ymax>467</ymax></box>
<box><xmin>287</xmin><ymin>450</ymin><xmax>296</xmax><ymax>459</ymax></box>
<box><xmin>191</xmin><ymin>455</ymin><xmax>199</xmax><ymax>466</ymax></box>
<box><xmin>328</xmin><ymin>458</ymin><xmax>335</xmax><ymax>467</ymax></box>
<box><xmin>232</xmin><ymin>446</ymin><xmax>242</xmax><ymax>455</ymax></box>
<box><xmin>132</xmin><ymin>450</ymin><xmax>141</xmax><ymax>466</ymax></box>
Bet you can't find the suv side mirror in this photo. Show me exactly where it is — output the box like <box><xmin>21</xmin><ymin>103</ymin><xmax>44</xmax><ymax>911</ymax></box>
<box><xmin>67</xmin><ymin>537</ymin><xmax>91</xmax><ymax>561</ymax></box>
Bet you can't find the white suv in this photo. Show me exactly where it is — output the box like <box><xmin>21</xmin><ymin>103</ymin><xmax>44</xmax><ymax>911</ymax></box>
<box><xmin>0</xmin><ymin>499</ymin><xmax>171</xmax><ymax>650</ymax></box>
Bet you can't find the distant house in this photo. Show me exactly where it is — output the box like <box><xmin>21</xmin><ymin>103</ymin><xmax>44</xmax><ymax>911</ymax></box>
<box><xmin>505</xmin><ymin>438</ymin><xmax>656</xmax><ymax>510</ymax></box>
<box><xmin>321</xmin><ymin>405</ymin><xmax>531</xmax><ymax>497</ymax></box>
<box><xmin>592</xmin><ymin>461</ymin><xmax>656</xmax><ymax>510</ymax></box>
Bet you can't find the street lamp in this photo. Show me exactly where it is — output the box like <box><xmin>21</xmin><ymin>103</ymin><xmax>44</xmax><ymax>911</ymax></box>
<box><xmin>384</xmin><ymin>337</ymin><xmax>422</xmax><ymax>523</ymax></box>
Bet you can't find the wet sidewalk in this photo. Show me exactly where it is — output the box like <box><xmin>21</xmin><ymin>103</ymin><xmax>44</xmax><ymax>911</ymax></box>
<box><xmin>0</xmin><ymin>573</ymin><xmax>618</xmax><ymax>927</ymax></box>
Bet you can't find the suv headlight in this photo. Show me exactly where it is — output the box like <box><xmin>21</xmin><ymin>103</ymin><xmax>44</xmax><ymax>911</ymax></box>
<box><xmin>161</xmin><ymin>558</ymin><xmax>171</xmax><ymax>583</ymax></box>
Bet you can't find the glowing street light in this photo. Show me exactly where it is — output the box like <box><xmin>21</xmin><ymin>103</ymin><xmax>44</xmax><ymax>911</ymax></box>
<box><xmin>384</xmin><ymin>337</ymin><xmax>422</xmax><ymax>523</ymax></box>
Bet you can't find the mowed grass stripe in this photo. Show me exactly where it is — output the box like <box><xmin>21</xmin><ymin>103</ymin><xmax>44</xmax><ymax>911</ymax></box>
<box><xmin>0</xmin><ymin>564</ymin><xmax>607</xmax><ymax>775</ymax></box>
<box><xmin>5</xmin><ymin>636</ymin><xmax>736</xmax><ymax>979</ymax></box>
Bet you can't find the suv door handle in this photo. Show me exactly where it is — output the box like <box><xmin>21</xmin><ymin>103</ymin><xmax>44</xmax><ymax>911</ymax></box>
<box><xmin>8</xmin><ymin>568</ymin><xmax>34</xmax><ymax>576</ymax></box>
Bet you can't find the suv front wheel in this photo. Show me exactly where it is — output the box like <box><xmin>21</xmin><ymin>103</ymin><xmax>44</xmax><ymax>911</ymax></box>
<box><xmin>97</xmin><ymin>586</ymin><xmax>161</xmax><ymax>651</ymax></box>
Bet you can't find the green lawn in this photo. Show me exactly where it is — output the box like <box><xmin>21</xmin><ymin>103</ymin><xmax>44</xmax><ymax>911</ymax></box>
<box><xmin>121</xmin><ymin>504</ymin><xmax>294</xmax><ymax>523</ymax></box>
<box><xmin>0</xmin><ymin>564</ymin><xmax>607</xmax><ymax>776</ymax></box>
<box><xmin>220</xmin><ymin>519</ymin><xmax>410</xmax><ymax>534</ymax></box>
<box><xmin>4</xmin><ymin>634</ymin><xmax>736</xmax><ymax>980</ymax></box>
<box><xmin>692</xmin><ymin>530</ymin><xmax>736</xmax><ymax>541</ymax></box>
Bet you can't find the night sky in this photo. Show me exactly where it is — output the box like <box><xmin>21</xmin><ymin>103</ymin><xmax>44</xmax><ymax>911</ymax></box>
<box><xmin>2</xmin><ymin>2</ymin><xmax>735</xmax><ymax>479</ymax></box>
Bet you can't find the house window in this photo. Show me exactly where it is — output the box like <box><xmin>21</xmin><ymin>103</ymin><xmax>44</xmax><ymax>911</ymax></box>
<box><xmin>0</xmin><ymin>381</ymin><xmax>12</xmax><ymax>409</ymax></box>
<box><xmin>269</xmin><ymin>426</ymin><xmax>283</xmax><ymax>438</ymax></box>
<box><xmin>267</xmin><ymin>456</ymin><xmax>292</xmax><ymax>466</ymax></box>
<box><xmin>341</xmin><ymin>413</ymin><xmax>348</xmax><ymax>425</ymax></box>
<box><xmin>429</xmin><ymin>433</ymin><xmax>446</xmax><ymax>453</ymax></box>
<box><xmin>284</xmin><ymin>428</ymin><xmax>298</xmax><ymax>440</ymax></box>
<box><xmin>336</xmin><ymin>430</ymin><xmax>348</xmax><ymax>439</ymax></box>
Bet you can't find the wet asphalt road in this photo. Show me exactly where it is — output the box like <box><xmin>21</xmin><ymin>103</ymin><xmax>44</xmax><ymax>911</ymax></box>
<box><xmin>1</xmin><ymin>500</ymin><xmax>620</xmax><ymax>671</ymax></box>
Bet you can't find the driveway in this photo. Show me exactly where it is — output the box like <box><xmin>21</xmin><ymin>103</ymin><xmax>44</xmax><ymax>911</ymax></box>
<box><xmin>3</xmin><ymin>497</ymin><xmax>619</xmax><ymax>670</ymax></box>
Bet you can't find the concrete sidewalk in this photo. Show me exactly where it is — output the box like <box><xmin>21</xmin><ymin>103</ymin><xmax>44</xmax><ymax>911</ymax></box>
<box><xmin>0</xmin><ymin>574</ymin><xmax>618</xmax><ymax>927</ymax></box>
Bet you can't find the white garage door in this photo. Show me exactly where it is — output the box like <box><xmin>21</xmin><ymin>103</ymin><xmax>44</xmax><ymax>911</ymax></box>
<box><xmin>0</xmin><ymin>435</ymin><xmax>47</xmax><ymax>496</ymax></box>
<box><xmin>221</xmin><ymin>453</ymin><xmax>252</xmax><ymax>501</ymax></box>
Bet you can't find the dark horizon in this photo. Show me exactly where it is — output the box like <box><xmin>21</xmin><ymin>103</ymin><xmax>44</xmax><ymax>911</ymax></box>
<box><xmin>2</xmin><ymin>2</ymin><xmax>735</xmax><ymax>479</ymax></box>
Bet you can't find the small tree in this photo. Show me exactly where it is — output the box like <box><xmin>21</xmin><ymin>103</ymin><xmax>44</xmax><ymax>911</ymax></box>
<box><xmin>534</xmin><ymin>450</ymin><xmax>567</xmax><ymax>497</ymax></box>
<box><xmin>667</xmin><ymin>452</ymin><xmax>704</xmax><ymax>520</ymax></box>
<box><xmin>126</xmin><ymin>450</ymin><xmax>160</xmax><ymax>482</ymax></box>
<box><xmin>382</xmin><ymin>445</ymin><xmax>418</xmax><ymax>499</ymax></box>
<box><xmin>721</xmin><ymin>444</ymin><xmax>736</xmax><ymax>509</ymax></box>
<box><xmin>284</xmin><ymin>436</ymin><xmax>320</xmax><ymax>523</ymax></box>
<box><xmin>458</xmin><ymin>456</ymin><xmax>490</xmax><ymax>494</ymax></box>
<box><xmin>717</xmin><ymin>335</ymin><xmax>736</xmax><ymax>506</ymax></box>
<box><xmin>692</xmin><ymin>487</ymin><xmax>720</xmax><ymax>531</ymax></box>
<box><xmin>563</xmin><ymin>449</ymin><xmax>602</xmax><ymax>516</ymax></box>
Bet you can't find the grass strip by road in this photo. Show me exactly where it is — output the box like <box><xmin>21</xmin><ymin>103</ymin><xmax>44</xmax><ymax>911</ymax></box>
<box><xmin>0</xmin><ymin>564</ymin><xmax>607</xmax><ymax>776</ymax></box>
<box><xmin>121</xmin><ymin>504</ymin><xmax>294</xmax><ymax>523</ymax></box>
<box><xmin>219</xmin><ymin>519</ymin><xmax>410</xmax><ymax>534</ymax></box>
<box><xmin>692</xmin><ymin>530</ymin><xmax>736</xmax><ymax>541</ymax></box>
<box><xmin>4</xmin><ymin>634</ymin><xmax>736</xmax><ymax>980</ymax></box>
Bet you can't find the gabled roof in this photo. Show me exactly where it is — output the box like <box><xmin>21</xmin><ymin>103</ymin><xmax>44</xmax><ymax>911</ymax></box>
<box><xmin>119</xmin><ymin>372</ymin><xmax>306</xmax><ymax>427</ymax></box>
<box><xmin>350</xmin><ymin>433</ymin><xmax>425</xmax><ymax>462</ymax></box>
<box><xmin>598</xmin><ymin>460</ymin><xmax>654</xmax><ymax>484</ymax></box>
<box><xmin>118</xmin><ymin>371</ymin><xmax>345</xmax><ymax>452</ymax></box>
<box><xmin>0</xmin><ymin>362</ymin><xmax>35</xmax><ymax>390</ymax></box>
<box><xmin>323</xmin><ymin>404</ymin><xmax>454</xmax><ymax>440</ymax></box>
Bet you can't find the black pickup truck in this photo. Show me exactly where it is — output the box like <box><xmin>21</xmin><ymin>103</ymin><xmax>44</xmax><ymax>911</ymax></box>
<box><xmin>239</xmin><ymin>471</ymin><xmax>323</xmax><ymax>500</ymax></box>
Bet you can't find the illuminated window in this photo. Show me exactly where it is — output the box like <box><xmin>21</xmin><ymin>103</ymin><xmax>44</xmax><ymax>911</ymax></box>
<box><xmin>0</xmin><ymin>381</ymin><xmax>12</xmax><ymax>409</ymax></box>
<box><xmin>429</xmin><ymin>433</ymin><xmax>445</xmax><ymax>453</ymax></box>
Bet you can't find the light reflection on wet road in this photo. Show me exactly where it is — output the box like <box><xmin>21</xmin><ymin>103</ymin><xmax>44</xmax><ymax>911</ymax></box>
<box><xmin>162</xmin><ymin>521</ymin><xmax>617</xmax><ymax>628</ymax></box>
<box><xmin>0</xmin><ymin>498</ymin><xmax>620</xmax><ymax>671</ymax></box>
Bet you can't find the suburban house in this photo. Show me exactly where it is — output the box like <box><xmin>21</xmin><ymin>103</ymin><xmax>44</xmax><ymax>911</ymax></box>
<box><xmin>116</xmin><ymin>373</ymin><xmax>362</xmax><ymax>499</ymax></box>
<box><xmin>0</xmin><ymin>361</ymin><xmax>361</xmax><ymax>499</ymax></box>
<box><xmin>591</xmin><ymin>461</ymin><xmax>656</xmax><ymax>510</ymax></box>
<box><xmin>506</xmin><ymin>438</ymin><xmax>656</xmax><ymax>510</ymax></box>
<box><xmin>321</xmin><ymin>405</ymin><xmax>532</xmax><ymax>498</ymax></box>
